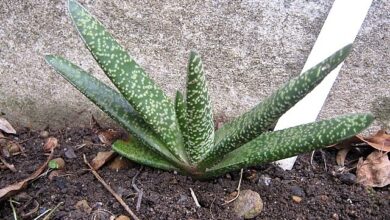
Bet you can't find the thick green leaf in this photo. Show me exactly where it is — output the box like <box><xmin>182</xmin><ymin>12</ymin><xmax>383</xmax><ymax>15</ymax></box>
<box><xmin>203</xmin><ymin>113</ymin><xmax>374</xmax><ymax>178</ymax></box>
<box><xmin>45</xmin><ymin>55</ymin><xmax>181</xmax><ymax>166</ymax></box>
<box><xmin>113</xmin><ymin>139</ymin><xmax>178</xmax><ymax>171</ymax></box>
<box><xmin>67</xmin><ymin>0</ymin><xmax>186</xmax><ymax>162</ymax></box>
<box><xmin>186</xmin><ymin>51</ymin><xmax>214</xmax><ymax>164</ymax></box>
<box><xmin>198</xmin><ymin>45</ymin><xmax>352</xmax><ymax>169</ymax></box>
<box><xmin>175</xmin><ymin>91</ymin><xmax>188</xmax><ymax>146</ymax></box>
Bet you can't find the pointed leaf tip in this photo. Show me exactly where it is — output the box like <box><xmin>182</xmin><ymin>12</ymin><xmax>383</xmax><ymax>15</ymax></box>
<box><xmin>66</xmin><ymin>0</ymin><xmax>186</xmax><ymax>162</ymax></box>
<box><xmin>186</xmin><ymin>51</ymin><xmax>214</xmax><ymax>164</ymax></box>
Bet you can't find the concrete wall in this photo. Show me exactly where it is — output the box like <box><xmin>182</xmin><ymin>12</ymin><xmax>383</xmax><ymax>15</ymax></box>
<box><xmin>0</xmin><ymin>0</ymin><xmax>389</xmax><ymax>130</ymax></box>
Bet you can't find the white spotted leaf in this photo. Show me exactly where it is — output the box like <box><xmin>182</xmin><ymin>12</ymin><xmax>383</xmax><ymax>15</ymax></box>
<box><xmin>45</xmin><ymin>56</ymin><xmax>181</xmax><ymax>166</ymax></box>
<box><xmin>185</xmin><ymin>52</ymin><xmax>214</xmax><ymax>164</ymax></box>
<box><xmin>204</xmin><ymin>113</ymin><xmax>374</xmax><ymax>178</ymax></box>
<box><xmin>67</xmin><ymin>0</ymin><xmax>186</xmax><ymax>163</ymax></box>
<box><xmin>199</xmin><ymin>45</ymin><xmax>352</xmax><ymax>169</ymax></box>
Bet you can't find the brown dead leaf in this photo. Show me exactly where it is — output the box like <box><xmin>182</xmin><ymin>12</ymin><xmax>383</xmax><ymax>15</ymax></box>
<box><xmin>109</xmin><ymin>156</ymin><xmax>134</xmax><ymax>171</ymax></box>
<box><xmin>98</xmin><ymin>129</ymin><xmax>122</xmax><ymax>145</ymax></box>
<box><xmin>357</xmin><ymin>130</ymin><xmax>390</xmax><ymax>152</ymax></box>
<box><xmin>43</xmin><ymin>137</ymin><xmax>58</xmax><ymax>152</ymax></box>
<box><xmin>0</xmin><ymin>117</ymin><xmax>16</xmax><ymax>134</ymax></box>
<box><xmin>0</xmin><ymin>149</ymin><xmax>54</xmax><ymax>201</ymax></box>
<box><xmin>334</xmin><ymin>136</ymin><xmax>362</xmax><ymax>166</ymax></box>
<box><xmin>336</xmin><ymin>146</ymin><xmax>353</xmax><ymax>166</ymax></box>
<box><xmin>91</xmin><ymin>151</ymin><xmax>116</xmax><ymax>170</ymax></box>
<box><xmin>356</xmin><ymin>151</ymin><xmax>390</xmax><ymax>187</ymax></box>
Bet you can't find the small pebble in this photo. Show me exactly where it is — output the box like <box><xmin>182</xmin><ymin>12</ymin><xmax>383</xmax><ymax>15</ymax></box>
<box><xmin>290</xmin><ymin>185</ymin><xmax>305</xmax><ymax>197</ymax></box>
<box><xmin>319</xmin><ymin>195</ymin><xmax>329</xmax><ymax>202</ymax></box>
<box><xmin>292</xmin><ymin>195</ymin><xmax>302</xmax><ymax>203</ymax></box>
<box><xmin>39</xmin><ymin>130</ymin><xmax>49</xmax><ymax>138</ymax></box>
<box><xmin>177</xmin><ymin>194</ymin><xmax>188</xmax><ymax>204</ymax></box>
<box><xmin>115</xmin><ymin>215</ymin><xmax>130</xmax><ymax>220</ymax></box>
<box><xmin>233</xmin><ymin>190</ymin><xmax>263</xmax><ymax>219</ymax></box>
<box><xmin>258</xmin><ymin>174</ymin><xmax>272</xmax><ymax>186</ymax></box>
<box><xmin>64</xmin><ymin>147</ymin><xmax>77</xmax><ymax>159</ymax></box>
<box><xmin>339</xmin><ymin>173</ymin><xmax>356</xmax><ymax>185</ymax></box>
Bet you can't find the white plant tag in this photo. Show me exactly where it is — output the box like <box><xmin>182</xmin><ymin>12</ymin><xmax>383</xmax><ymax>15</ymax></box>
<box><xmin>275</xmin><ymin>0</ymin><xmax>373</xmax><ymax>170</ymax></box>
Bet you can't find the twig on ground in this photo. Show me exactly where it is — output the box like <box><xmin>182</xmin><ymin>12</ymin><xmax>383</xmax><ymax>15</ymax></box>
<box><xmin>33</xmin><ymin>209</ymin><xmax>51</xmax><ymax>220</ymax></box>
<box><xmin>20</xmin><ymin>200</ymin><xmax>39</xmax><ymax>219</ymax></box>
<box><xmin>209</xmin><ymin>196</ymin><xmax>216</xmax><ymax>219</ymax></box>
<box><xmin>189</xmin><ymin>188</ymin><xmax>201</xmax><ymax>208</ymax></box>
<box><xmin>9</xmin><ymin>199</ymin><xmax>18</xmax><ymax>220</ymax></box>
<box><xmin>42</xmin><ymin>202</ymin><xmax>63</xmax><ymax>220</ymax></box>
<box><xmin>91</xmin><ymin>208</ymin><xmax>114</xmax><ymax>220</ymax></box>
<box><xmin>131</xmin><ymin>166</ymin><xmax>144</xmax><ymax>212</ymax></box>
<box><xmin>0</xmin><ymin>136</ymin><xmax>34</xmax><ymax>145</ymax></box>
<box><xmin>0</xmin><ymin>156</ymin><xmax>17</xmax><ymax>172</ymax></box>
<box><xmin>83</xmin><ymin>154</ymin><xmax>140</xmax><ymax>220</ymax></box>
<box><xmin>0</xmin><ymin>149</ymin><xmax>54</xmax><ymax>201</ymax></box>
<box><xmin>222</xmin><ymin>168</ymin><xmax>244</xmax><ymax>205</ymax></box>
<box><xmin>310</xmin><ymin>150</ymin><xmax>328</xmax><ymax>171</ymax></box>
<box><xmin>310</xmin><ymin>150</ymin><xmax>315</xmax><ymax>167</ymax></box>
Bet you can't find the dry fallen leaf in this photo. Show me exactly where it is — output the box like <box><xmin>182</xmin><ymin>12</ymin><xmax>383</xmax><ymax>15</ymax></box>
<box><xmin>0</xmin><ymin>149</ymin><xmax>54</xmax><ymax>201</ymax></box>
<box><xmin>0</xmin><ymin>117</ymin><xmax>16</xmax><ymax>134</ymax></box>
<box><xmin>357</xmin><ymin>130</ymin><xmax>390</xmax><ymax>152</ymax></box>
<box><xmin>356</xmin><ymin>151</ymin><xmax>390</xmax><ymax>187</ymax></box>
<box><xmin>98</xmin><ymin>129</ymin><xmax>122</xmax><ymax>145</ymax></box>
<box><xmin>91</xmin><ymin>151</ymin><xmax>116</xmax><ymax>170</ymax></box>
<box><xmin>109</xmin><ymin>156</ymin><xmax>134</xmax><ymax>171</ymax></box>
<box><xmin>43</xmin><ymin>137</ymin><xmax>58</xmax><ymax>152</ymax></box>
<box><xmin>336</xmin><ymin>146</ymin><xmax>353</xmax><ymax>166</ymax></box>
<box><xmin>334</xmin><ymin>136</ymin><xmax>363</xmax><ymax>166</ymax></box>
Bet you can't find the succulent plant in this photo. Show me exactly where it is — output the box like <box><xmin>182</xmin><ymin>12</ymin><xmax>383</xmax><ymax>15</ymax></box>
<box><xmin>46</xmin><ymin>0</ymin><xmax>374</xmax><ymax>179</ymax></box>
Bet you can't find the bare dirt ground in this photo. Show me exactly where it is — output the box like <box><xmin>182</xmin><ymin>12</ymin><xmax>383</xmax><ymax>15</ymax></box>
<box><xmin>1</xmin><ymin>127</ymin><xmax>389</xmax><ymax>219</ymax></box>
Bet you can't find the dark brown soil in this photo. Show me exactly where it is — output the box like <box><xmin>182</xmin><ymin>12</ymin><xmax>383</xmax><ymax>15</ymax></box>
<box><xmin>0</xmin><ymin>127</ymin><xmax>389</xmax><ymax>219</ymax></box>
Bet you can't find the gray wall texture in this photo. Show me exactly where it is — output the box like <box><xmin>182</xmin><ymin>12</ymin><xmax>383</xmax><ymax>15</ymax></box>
<box><xmin>0</xmin><ymin>0</ymin><xmax>389</xmax><ymax>130</ymax></box>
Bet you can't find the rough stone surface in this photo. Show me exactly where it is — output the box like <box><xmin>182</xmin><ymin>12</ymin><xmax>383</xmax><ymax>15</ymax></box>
<box><xmin>0</xmin><ymin>0</ymin><xmax>389</xmax><ymax>129</ymax></box>
<box><xmin>233</xmin><ymin>189</ymin><xmax>263</xmax><ymax>219</ymax></box>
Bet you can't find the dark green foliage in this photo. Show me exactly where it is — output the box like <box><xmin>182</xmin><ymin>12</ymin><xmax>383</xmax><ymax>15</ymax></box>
<box><xmin>46</xmin><ymin>0</ymin><xmax>374</xmax><ymax>178</ymax></box>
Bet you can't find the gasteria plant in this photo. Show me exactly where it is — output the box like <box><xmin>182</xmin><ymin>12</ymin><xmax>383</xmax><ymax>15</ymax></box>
<box><xmin>46</xmin><ymin>0</ymin><xmax>374</xmax><ymax>179</ymax></box>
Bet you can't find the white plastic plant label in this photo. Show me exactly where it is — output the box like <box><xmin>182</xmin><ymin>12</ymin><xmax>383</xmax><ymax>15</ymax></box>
<box><xmin>275</xmin><ymin>0</ymin><xmax>373</xmax><ymax>170</ymax></box>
